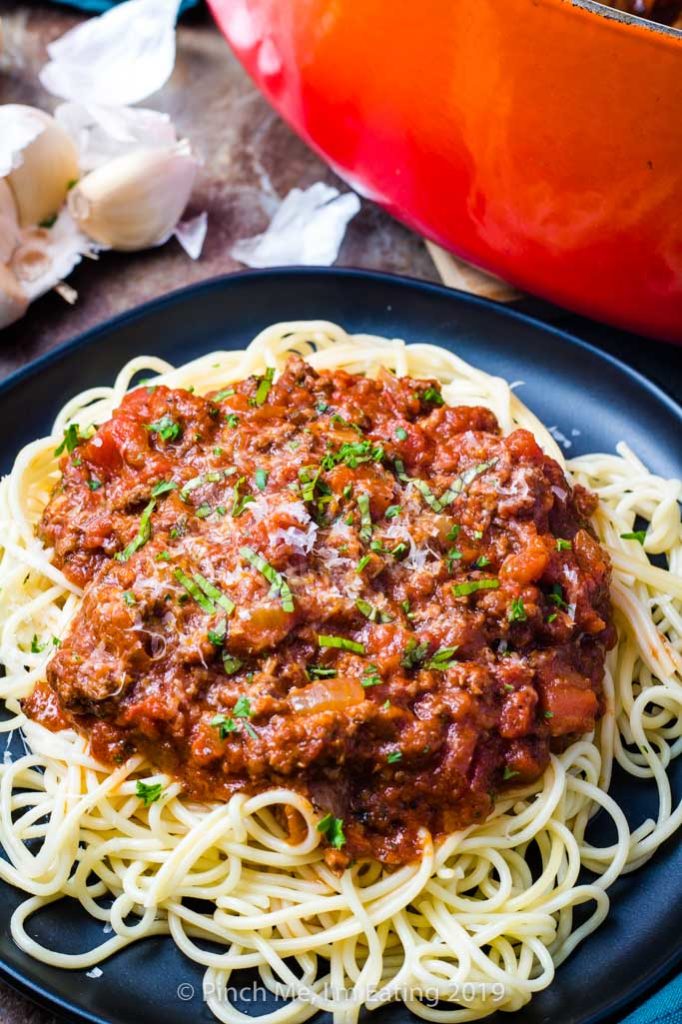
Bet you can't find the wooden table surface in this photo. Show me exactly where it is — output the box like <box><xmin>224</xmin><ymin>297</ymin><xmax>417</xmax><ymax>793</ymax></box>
<box><xmin>0</xmin><ymin>4</ymin><xmax>679</xmax><ymax>1024</ymax></box>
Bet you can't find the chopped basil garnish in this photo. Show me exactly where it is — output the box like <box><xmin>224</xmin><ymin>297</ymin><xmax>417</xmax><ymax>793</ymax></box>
<box><xmin>355</xmin><ymin>598</ymin><xmax>393</xmax><ymax>623</ymax></box>
<box><xmin>361</xmin><ymin>664</ymin><xmax>382</xmax><ymax>687</ymax></box>
<box><xmin>318</xmin><ymin>634</ymin><xmax>365</xmax><ymax>654</ymax></box>
<box><xmin>400</xmin><ymin>638</ymin><xmax>429</xmax><ymax>670</ymax></box>
<box><xmin>30</xmin><ymin>635</ymin><xmax>47</xmax><ymax>653</ymax></box>
<box><xmin>145</xmin><ymin>415</ymin><xmax>181</xmax><ymax>442</ymax></box>
<box><xmin>173</xmin><ymin>569</ymin><xmax>215</xmax><ymax>614</ymax></box>
<box><xmin>452</xmin><ymin>578</ymin><xmax>500</xmax><ymax>597</ymax></box>
<box><xmin>222</xmin><ymin>653</ymin><xmax>243</xmax><ymax>676</ymax></box>
<box><xmin>151</xmin><ymin>479</ymin><xmax>176</xmax><ymax>497</ymax></box>
<box><xmin>233</xmin><ymin>695</ymin><xmax>252</xmax><ymax>718</ymax></box>
<box><xmin>421</xmin><ymin>386</ymin><xmax>444</xmax><ymax>406</ymax></box>
<box><xmin>136</xmin><ymin>780</ymin><xmax>163</xmax><ymax>806</ymax></box>
<box><xmin>308</xmin><ymin>665</ymin><xmax>338</xmax><ymax>679</ymax></box>
<box><xmin>180</xmin><ymin>470</ymin><xmax>223</xmax><ymax>501</ymax></box>
<box><xmin>231</xmin><ymin>477</ymin><xmax>255</xmax><ymax>518</ymax></box>
<box><xmin>115</xmin><ymin>499</ymin><xmax>156</xmax><ymax>562</ymax></box>
<box><xmin>54</xmin><ymin>423</ymin><xmax>84</xmax><ymax>456</ymax></box>
<box><xmin>620</xmin><ymin>530</ymin><xmax>647</xmax><ymax>545</ymax></box>
<box><xmin>445</xmin><ymin>548</ymin><xmax>463</xmax><ymax>570</ymax></box>
<box><xmin>208</xmin><ymin>619</ymin><xmax>227</xmax><ymax>646</ymax></box>
<box><xmin>211</xmin><ymin>713</ymin><xmax>238</xmax><ymax>738</ymax></box>
<box><xmin>412</xmin><ymin>478</ymin><xmax>442</xmax><ymax>512</ymax></box>
<box><xmin>425</xmin><ymin>646</ymin><xmax>458</xmax><ymax>670</ymax></box>
<box><xmin>394</xmin><ymin>458</ymin><xmax>410</xmax><ymax>482</ymax></box>
<box><xmin>548</xmin><ymin>584</ymin><xmax>568</xmax><ymax>609</ymax></box>
<box><xmin>240</xmin><ymin>546</ymin><xmax>294</xmax><ymax>612</ymax></box>
<box><xmin>440</xmin><ymin>459</ymin><xmax>498</xmax><ymax>507</ymax></box>
<box><xmin>357</xmin><ymin>492</ymin><xmax>373</xmax><ymax>543</ymax></box>
<box><xmin>316</xmin><ymin>813</ymin><xmax>346</xmax><ymax>849</ymax></box>
<box><xmin>250</xmin><ymin>366</ymin><xmax>275</xmax><ymax>406</ymax></box>
<box><xmin>212</xmin><ymin>387</ymin><xmax>235</xmax><ymax>402</ymax></box>
<box><xmin>321</xmin><ymin>440</ymin><xmax>384</xmax><ymax>471</ymax></box>
<box><xmin>509</xmin><ymin>596</ymin><xmax>527</xmax><ymax>622</ymax></box>
<box><xmin>193</xmin><ymin>574</ymin><xmax>236</xmax><ymax>616</ymax></box>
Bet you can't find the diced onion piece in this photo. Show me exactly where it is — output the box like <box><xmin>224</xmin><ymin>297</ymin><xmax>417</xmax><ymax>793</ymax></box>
<box><xmin>290</xmin><ymin>676</ymin><xmax>365</xmax><ymax>714</ymax></box>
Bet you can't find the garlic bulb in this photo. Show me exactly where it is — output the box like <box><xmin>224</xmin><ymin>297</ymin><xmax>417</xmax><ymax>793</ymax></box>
<box><xmin>2</xmin><ymin>105</ymin><xmax>80</xmax><ymax>227</ymax></box>
<box><xmin>0</xmin><ymin>179</ymin><xmax>21</xmax><ymax>264</ymax></box>
<box><xmin>0</xmin><ymin>262</ymin><xmax>28</xmax><ymax>329</ymax></box>
<box><xmin>68</xmin><ymin>144</ymin><xmax>199</xmax><ymax>252</ymax></box>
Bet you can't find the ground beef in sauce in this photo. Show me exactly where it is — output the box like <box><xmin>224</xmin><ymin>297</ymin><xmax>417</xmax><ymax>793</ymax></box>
<box><xmin>26</xmin><ymin>355</ymin><xmax>616</xmax><ymax>866</ymax></box>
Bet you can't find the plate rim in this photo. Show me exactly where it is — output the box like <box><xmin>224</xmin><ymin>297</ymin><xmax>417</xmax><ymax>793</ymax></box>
<box><xmin>1</xmin><ymin>266</ymin><xmax>680</xmax><ymax>1024</ymax></box>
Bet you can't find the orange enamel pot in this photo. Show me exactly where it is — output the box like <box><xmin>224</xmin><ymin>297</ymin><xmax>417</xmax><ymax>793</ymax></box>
<box><xmin>209</xmin><ymin>0</ymin><xmax>682</xmax><ymax>342</ymax></box>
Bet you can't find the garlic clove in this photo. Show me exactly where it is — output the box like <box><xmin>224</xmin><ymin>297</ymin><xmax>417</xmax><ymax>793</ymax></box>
<box><xmin>68</xmin><ymin>144</ymin><xmax>199</xmax><ymax>252</ymax></box>
<box><xmin>2</xmin><ymin>105</ymin><xmax>80</xmax><ymax>227</ymax></box>
<box><xmin>0</xmin><ymin>178</ymin><xmax>21</xmax><ymax>264</ymax></box>
<box><xmin>0</xmin><ymin>262</ymin><xmax>29</xmax><ymax>329</ymax></box>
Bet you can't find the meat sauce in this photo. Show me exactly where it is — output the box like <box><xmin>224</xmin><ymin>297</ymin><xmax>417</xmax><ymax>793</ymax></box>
<box><xmin>26</xmin><ymin>356</ymin><xmax>616</xmax><ymax>865</ymax></box>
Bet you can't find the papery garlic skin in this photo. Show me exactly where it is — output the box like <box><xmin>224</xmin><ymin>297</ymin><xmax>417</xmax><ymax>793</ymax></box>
<box><xmin>0</xmin><ymin>179</ymin><xmax>21</xmax><ymax>264</ymax></box>
<box><xmin>3</xmin><ymin>105</ymin><xmax>80</xmax><ymax>227</ymax></box>
<box><xmin>68</xmin><ymin>144</ymin><xmax>198</xmax><ymax>252</ymax></box>
<box><xmin>0</xmin><ymin>262</ymin><xmax>29</xmax><ymax>329</ymax></box>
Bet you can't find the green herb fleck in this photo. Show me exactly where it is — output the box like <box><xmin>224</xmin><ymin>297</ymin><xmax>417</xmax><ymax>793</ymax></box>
<box><xmin>115</xmin><ymin>499</ymin><xmax>156</xmax><ymax>562</ymax></box>
<box><xmin>395</xmin><ymin>427</ymin><xmax>408</xmax><ymax>441</ymax></box>
<box><xmin>387</xmin><ymin>751</ymin><xmax>403</xmax><ymax>764</ymax></box>
<box><xmin>452</xmin><ymin>578</ymin><xmax>500</xmax><ymax>597</ymax></box>
<box><xmin>250</xmin><ymin>366</ymin><xmax>275</xmax><ymax>406</ymax></box>
<box><xmin>318</xmin><ymin>634</ymin><xmax>365</xmax><ymax>654</ymax></box>
<box><xmin>240</xmin><ymin>546</ymin><xmax>294</xmax><ymax>613</ymax></box>
<box><xmin>620</xmin><ymin>530</ymin><xmax>646</xmax><ymax>545</ymax></box>
<box><xmin>54</xmin><ymin>423</ymin><xmax>85</xmax><ymax>457</ymax></box>
<box><xmin>254</xmin><ymin>468</ymin><xmax>269</xmax><ymax>491</ymax></box>
<box><xmin>316</xmin><ymin>813</ymin><xmax>346</xmax><ymax>849</ymax></box>
<box><xmin>421</xmin><ymin>386</ymin><xmax>444</xmax><ymax>407</ymax></box>
<box><xmin>556</xmin><ymin>538</ymin><xmax>572</xmax><ymax>551</ymax></box>
<box><xmin>357</xmin><ymin>492</ymin><xmax>373</xmax><ymax>543</ymax></box>
<box><xmin>361</xmin><ymin>664</ymin><xmax>382</xmax><ymax>688</ymax></box>
<box><xmin>509</xmin><ymin>596</ymin><xmax>527</xmax><ymax>622</ymax></box>
<box><xmin>145</xmin><ymin>415</ymin><xmax>181</xmax><ymax>443</ymax></box>
<box><xmin>308</xmin><ymin>665</ymin><xmax>338</xmax><ymax>679</ymax></box>
<box><xmin>425</xmin><ymin>646</ymin><xmax>459</xmax><ymax>670</ymax></box>
<box><xmin>400</xmin><ymin>638</ymin><xmax>429</xmax><ymax>670</ymax></box>
<box><xmin>136</xmin><ymin>780</ymin><xmax>163</xmax><ymax>806</ymax></box>
<box><xmin>151</xmin><ymin>480</ymin><xmax>176</xmax><ymax>497</ymax></box>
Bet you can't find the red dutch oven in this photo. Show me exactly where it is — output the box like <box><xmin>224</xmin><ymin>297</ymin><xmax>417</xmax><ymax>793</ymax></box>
<box><xmin>209</xmin><ymin>0</ymin><xmax>682</xmax><ymax>342</ymax></box>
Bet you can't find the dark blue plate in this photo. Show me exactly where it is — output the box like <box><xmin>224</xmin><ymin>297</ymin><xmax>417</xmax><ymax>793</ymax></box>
<box><xmin>1</xmin><ymin>269</ymin><xmax>680</xmax><ymax>1024</ymax></box>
